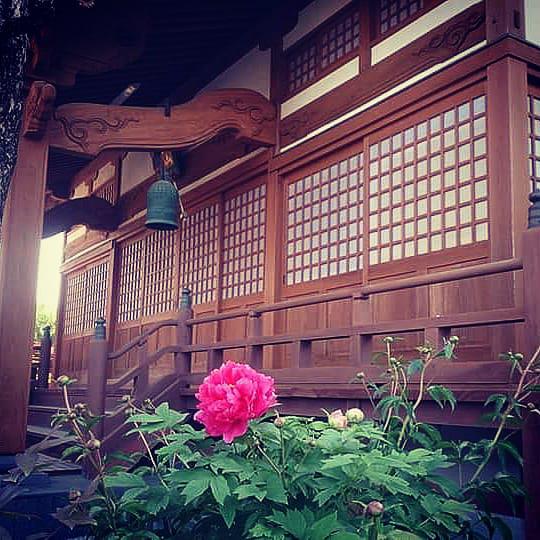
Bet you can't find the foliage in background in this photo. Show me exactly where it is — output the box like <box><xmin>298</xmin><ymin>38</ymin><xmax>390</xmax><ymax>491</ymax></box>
<box><xmin>34</xmin><ymin>303</ymin><xmax>56</xmax><ymax>340</ymax></box>
<box><xmin>10</xmin><ymin>338</ymin><xmax>540</xmax><ymax>539</ymax></box>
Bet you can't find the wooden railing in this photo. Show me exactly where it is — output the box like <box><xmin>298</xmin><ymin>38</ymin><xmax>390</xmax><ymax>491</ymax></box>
<box><xmin>84</xmin><ymin>253</ymin><xmax>532</xmax><ymax>438</ymax></box>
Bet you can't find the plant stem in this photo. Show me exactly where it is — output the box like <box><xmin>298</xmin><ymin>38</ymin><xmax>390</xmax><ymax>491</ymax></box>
<box><xmin>470</xmin><ymin>344</ymin><xmax>540</xmax><ymax>483</ymax></box>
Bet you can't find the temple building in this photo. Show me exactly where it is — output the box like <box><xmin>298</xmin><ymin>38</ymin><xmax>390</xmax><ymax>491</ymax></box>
<box><xmin>1</xmin><ymin>0</ymin><xmax>540</xmax><ymax>536</ymax></box>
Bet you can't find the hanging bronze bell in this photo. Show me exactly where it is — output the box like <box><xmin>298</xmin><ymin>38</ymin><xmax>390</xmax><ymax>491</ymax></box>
<box><xmin>145</xmin><ymin>177</ymin><xmax>179</xmax><ymax>230</ymax></box>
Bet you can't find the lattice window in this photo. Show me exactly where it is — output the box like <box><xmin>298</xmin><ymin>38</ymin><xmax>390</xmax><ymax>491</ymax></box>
<box><xmin>180</xmin><ymin>203</ymin><xmax>219</xmax><ymax>305</ymax></box>
<box><xmin>288</xmin><ymin>42</ymin><xmax>317</xmax><ymax>95</ymax></box>
<box><xmin>367</xmin><ymin>95</ymin><xmax>488</xmax><ymax>266</ymax></box>
<box><xmin>94</xmin><ymin>181</ymin><xmax>116</xmax><ymax>205</ymax></box>
<box><xmin>321</xmin><ymin>10</ymin><xmax>360</xmax><ymax>70</ymax></box>
<box><xmin>285</xmin><ymin>152</ymin><xmax>364</xmax><ymax>285</ymax></box>
<box><xmin>380</xmin><ymin>0</ymin><xmax>423</xmax><ymax>35</ymax></box>
<box><xmin>528</xmin><ymin>94</ymin><xmax>540</xmax><ymax>191</ymax></box>
<box><xmin>117</xmin><ymin>237</ymin><xmax>144</xmax><ymax>323</ymax></box>
<box><xmin>64</xmin><ymin>261</ymin><xmax>109</xmax><ymax>336</ymax></box>
<box><xmin>143</xmin><ymin>230</ymin><xmax>177</xmax><ymax>317</ymax></box>
<box><xmin>285</xmin><ymin>6</ymin><xmax>360</xmax><ymax>96</ymax></box>
<box><xmin>222</xmin><ymin>185</ymin><xmax>266</xmax><ymax>299</ymax></box>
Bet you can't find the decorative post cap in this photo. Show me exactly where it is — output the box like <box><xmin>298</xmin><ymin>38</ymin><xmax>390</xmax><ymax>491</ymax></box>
<box><xmin>180</xmin><ymin>288</ymin><xmax>192</xmax><ymax>309</ymax></box>
<box><xmin>528</xmin><ymin>191</ymin><xmax>540</xmax><ymax>229</ymax></box>
<box><xmin>43</xmin><ymin>325</ymin><xmax>51</xmax><ymax>337</ymax></box>
<box><xmin>95</xmin><ymin>318</ymin><xmax>106</xmax><ymax>340</ymax></box>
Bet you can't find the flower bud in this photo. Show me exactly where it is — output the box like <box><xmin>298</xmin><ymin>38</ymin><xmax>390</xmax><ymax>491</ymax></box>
<box><xmin>328</xmin><ymin>409</ymin><xmax>348</xmax><ymax>430</ymax></box>
<box><xmin>346</xmin><ymin>408</ymin><xmax>365</xmax><ymax>424</ymax></box>
<box><xmin>356</xmin><ymin>371</ymin><xmax>365</xmax><ymax>380</ymax></box>
<box><xmin>56</xmin><ymin>375</ymin><xmax>70</xmax><ymax>387</ymax></box>
<box><xmin>449</xmin><ymin>336</ymin><xmax>459</xmax><ymax>344</ymax></box>
<box><xmin>73</xmin><ymin>403</ymin><xmax>86</xmax><ymax>414</ymax></box>
<box><xmin>68</xmin><ymin>489</ymin><xmax>82</xmax><ymax>503</ymax></box>
<box><xmin>367</xmin><ymin>500</ymin><xmax>384</xmax><ymax>517</ymax></box>
<box><xmin>274</xmin><ymin>417</ymin><xmax>286</xmax><ymax>428</ymax></box>
<box><xmin>527</xmin><ymin>402</ymin><xmax>536</xmax><ymax>410</ymax></box>
<box><xmin>515</xmin><ymin>353</ymin><xmax>524</xmax><ymax>361</ymax></box>
<box><xmin>86</xmin><ymin>438</ymin><xmax>101</xmax><ymax>451</ymax></box>
<box><xmin>121</xmin><ymin>395</ymin><xmax>131</xmax><ymax>403</ymax></box>
<box><xmin>382</xmin><ymin>336</ymin><xmax>394</xmax><ymax>344</ymax></box>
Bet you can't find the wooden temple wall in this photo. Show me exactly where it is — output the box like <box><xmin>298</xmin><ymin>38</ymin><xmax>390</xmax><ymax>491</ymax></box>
<box><xmin>52</xmin><ymin>0</ymin><xmax>539</xmax><ymax>381</ymax></box>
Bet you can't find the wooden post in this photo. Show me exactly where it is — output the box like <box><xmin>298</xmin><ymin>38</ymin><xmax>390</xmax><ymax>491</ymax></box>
<box><xmin>87</xmin><ymin>318</ymin><xmax>108</xmax><ymax>440</ymax></box>
<box><xmin>37</xmin><ymin>326</ymin><xmax>52</xmax><ymax>389</ymax></box>
<box><xmin>424</xmin><ymin>326</ymin><xmax>451</xmax><ymax>350</ymax></box>
<box><xmin>485</xmin><ymin>0</ymin><xmax>525</xmax><ymax>42</ymax></box>
<box><xmin>0</xmin><ymin>82</ymin><xmax>55</xmax><ymax>453</ymax></box>
<box><xmin>291</xmin><ymin>340</ymin><xmax>312</xmax><ymax>368</ymax></box>
<box><xmin>246</xmin><ymin>311</ymin><xmax>263</xmax><ymax>369</ymax></box>
<box><xmin>175</xmin><ymin>288</ymin><xmax>193</xmax><ymax>375</ymax></box>
<box><xmin>350</xmin><ymin>294</ymin><xmax>373</xmax><ymax>365</ymax></box>
<box><xmin>521</xmin><ymin>224</ymin><xmax>540</xmax><ymax>539</ymax></box>
<box><xmin>134</xmin><ymin>339</ymin><xmax>149</xmax><ymax>401</ymax></box>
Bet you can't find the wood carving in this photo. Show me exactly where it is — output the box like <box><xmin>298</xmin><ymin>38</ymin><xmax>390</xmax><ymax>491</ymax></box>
<box><xmin>414</xmin><ymin>12</ymin><xmax>485</xmax><ymax>58</ymax></box>
<box><xmin>22</xmin><ymin>81</ymin><xmax>56</xmax><ymax>139</ymax></box>
<box><xmin>49</xmin><ymin>89</ymin><xmax>276</xmax><ymax>156</ymax></box>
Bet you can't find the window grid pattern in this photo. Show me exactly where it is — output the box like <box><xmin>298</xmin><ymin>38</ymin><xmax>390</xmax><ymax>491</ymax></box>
<box><xmin>320</xmin><ymin>10</ymin><xmax>360</xmax><ymax>70</ymax></box>
<box><xmin>117</xmin><ymin>237</ymin><xmax>144</xmax><ymax>323</ymax></box>
<box><xmin>143</xmin><ymin>231</ymin><xmax>176</xmax><ymax>317</ymax></box>
<box><xmin>380</xmin><ymin>0</ymin><xmax>423</xmax><ymax>35</ymax></box>
<box><xmin>223</xmin><ymin>185</ymin><xmax>266</xmax><ymax>299</ymax></box>
<box><xmin>286</xmin><ymin>7</ymin><xmax>360</xmax><ymax>96</ymax></box>
<box><xmin>64</xmin><ymin>261</ymin><xmax>109</xmax><ymax>336</ymax></box>
<box><xmin>528</xmin><ymin>95</ymin><xmax>540</xmax><ymax>191</ymax></box>
<box><xmin>180</xmin><ymin>203</ymin><xmax>219</xmax><ymax>305</ymax></box>
<box><xmin>94</xmin><ymin>181</ymin><xmax>116</xmax><ymax>205</ymax></box>
<box><xmin>286</xmin><ymin>153</ymin><xmax>364</xmax><ymax>286</ymax></box>
<box><xmin>288</xmin><ymin>42</ymin><xmax>317</xmax><ymax>95</ymax></box>
<box><xmin>367</xmin><ymin>95</ymin><xmax>489</xmax><ymax>266</ymax></box>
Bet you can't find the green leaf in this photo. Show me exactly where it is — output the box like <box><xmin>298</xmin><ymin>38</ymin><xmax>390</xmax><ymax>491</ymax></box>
<box><xmin>210</xmin><ymin>475</ymin><xmax>230</xmax><ymax>505</ymax></box>
<box><xmin>269</xmin><ymin>509</ymin><xmax>307</xmax><ymax>539</ymax></box>
<box><xmin>216</xmin><ymin>496</ymin><xmax>234</xmax><ymax>529</ymax></box>
<box><xmin>104</xmin><ymin>472</ymin><xmax>147</xmax><ymax>489</ymax></box>
<box><xmin>407</xmin><ymin>358</ymin><xmax>424</xmax><ymax>376</ymax></box>
<box><xmin>310</xmin><ymin>512</ymin><xmax>341</xmax><ymax>540</ymax></box>
<box><xmin>496</xmin><ymin>440</ymin><xmax>523</xmax><ymax>466</ymax></box>
<box><xmin>182</xmin><ymin>477</ymin><xmax>210</xmax><ymax>504</ymax></box>
<box><xmin>427</xmin><ymin>385</ymin><xmax>456</xmax><ymax>411</ymax></box>
<box><xmin>234</xmin><ymin>483</ymin><xmax>267</xmax><ymax>502</ymax></box>
<box><xmin>321</xmin><ymin>454</ymin><xmax>357</xmax><ymax>469</ymax></box>
<box><xmin>265</xmin><ymin>474</ymin><xmax>288</xmax><ymax>504</ymax></box>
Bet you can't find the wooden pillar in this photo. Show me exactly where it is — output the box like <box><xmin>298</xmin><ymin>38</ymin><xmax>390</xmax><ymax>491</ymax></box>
<box><xmin>486</xmin><ymin>57</ymin><xmax>529</xmax><ymax>357</ymax></box>
<box><xmin>485</xmin><ymin>0</ymin><xmax>525</xmax><ymax>42</ymax></box>
<box><xmin>521</xmin><ymin>226</ymin><xmax>540</xmax><ymax>539</ymax></box>
<box><xmin>262</xmin><ymin>170</ymin><xmax>284</xmax><ymax>368</ymax></box>
<box><xmin>0</xmin><ymin>82</ymin><xmax>55</xmax><ymax>454</ymax></box>
<box><xmin>87</xmin><ymin>318</ymin><xmax>108</xmax><ymax>439</ymax></box>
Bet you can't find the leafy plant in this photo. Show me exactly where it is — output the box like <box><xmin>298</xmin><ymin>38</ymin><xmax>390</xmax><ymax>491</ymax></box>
<box><xmin>16</xmin><ymin>338</ymin><xmax>540</xmax><ymax>539</ymax></box>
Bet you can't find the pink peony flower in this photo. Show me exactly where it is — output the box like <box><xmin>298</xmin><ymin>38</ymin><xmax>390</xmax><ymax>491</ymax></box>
<box><xmin>194</xmin><ymin>361</ymin><xmax>277</xmax><ymax>443</ymax></box>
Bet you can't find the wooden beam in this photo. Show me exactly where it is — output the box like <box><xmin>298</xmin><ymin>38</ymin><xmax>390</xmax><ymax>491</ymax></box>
<box><xmin>0</xmin><ymin>82</ymin><xmax>55</xmax><ymax>453</ymax></box>
<box><xmin>48</xmin><ymin>89</ymin><xmax>276</xmax><ymax>156</ymax></box>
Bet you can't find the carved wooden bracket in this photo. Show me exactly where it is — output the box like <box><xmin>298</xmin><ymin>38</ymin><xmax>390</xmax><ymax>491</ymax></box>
<box><xmin>48</xmin><ymin>88</ymin><xmax>276</xmax><ymax>156</ymax></box>
<box><xmin>42</xmin><ymin>195</ymin><xmax>119</xmax><ymax>238</ymax></box>
<box><xmin>22</xmin><ymin>81</ymin><xmax>56</xmax><ymax>139</ymax></box>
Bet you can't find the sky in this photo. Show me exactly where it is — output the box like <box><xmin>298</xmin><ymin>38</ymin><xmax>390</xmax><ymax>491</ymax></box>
<box><xmin>36</xmin><ymin>233</ymin><xmax>64</xmax><ymax>315</ymax></box>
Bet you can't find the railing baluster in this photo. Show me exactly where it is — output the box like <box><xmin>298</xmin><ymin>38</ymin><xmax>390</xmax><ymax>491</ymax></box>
<box><xmin>208</xmin><ymin>349</ymin><xmax>223</xmax><ymax>371</ymax></box>
<box><xmin>176</xmin><ymin>288</ymin><xmax>193</xmax><ymax>375</ymax></box>
<box><xmin>291</xmin><ymin>340</ymin><xmax>312</xmax><ymax>368</ymax></box>
<box><xmin>87</xmin><ymin>318</ymin><xmax>108</xmax><ymax>439</ymax></box>
<box><xmin>351</xmin><ymin>294</ymin><xmax>372</xmax><ymax>365</ymax></box>
<box><xmin>134</xmin><ymin>339</ymin><xmax>149</xmax><ymax>401</ymax></box>
<box><xmin>246</xmin><ymin>311</ymin><xmax>263</xmax><ymax>369</ymax></box>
